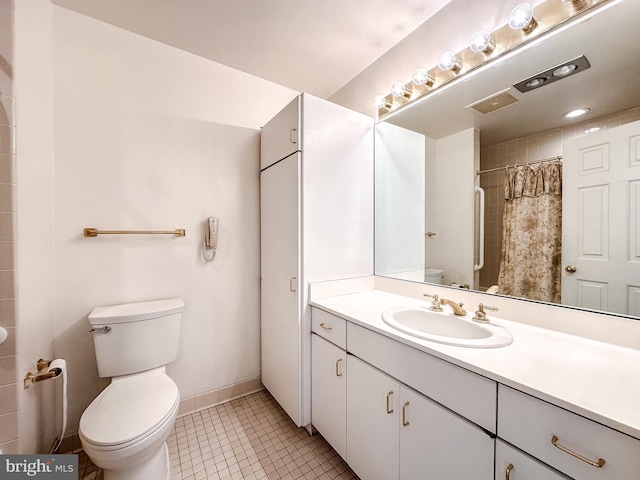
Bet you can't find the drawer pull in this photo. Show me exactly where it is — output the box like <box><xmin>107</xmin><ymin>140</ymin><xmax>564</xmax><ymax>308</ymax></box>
<box><xmin>551</xmin><ymin>435</ymin><xmax>605</xmax><ymax>468</ymax></box>
<box><xmin>505</xmin><ymin>464</ymin><xmax>513</xmax><ymax>480</ymax></box>
<box><xmin>335</xmin><ymin>358</ymin><xmax>343</xmax><ymax>377</ymax></box>
<box><xmin>402</xmin><ymin>401</ymin><xmax>410</xmax><ymax>426</ymax></box>
<box><xmin>386</xmin><ymin>391</ymin><xmax>394</xmax><ymax>414</ymax></box>
<box><xmin>319</xmin><ymin>323</ymin><xmax>333</xmax><ymax>331</ymax></box>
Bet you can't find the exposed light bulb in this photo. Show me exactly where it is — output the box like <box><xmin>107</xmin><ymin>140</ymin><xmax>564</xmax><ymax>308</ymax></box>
<box><xmin>509</xmin><ymin>3</ymin><xmax>538</xmax><ymax>33</ymax></box>
<box><xmin>373</xmin><ymin>94</ymin><xmax>392</xmax><ymax>110</ymax></box>
<box><xmin>437</xmin><ymin>51</ymin><xmax>462</xmax><ymax>73</ymax></box>
<box><xmin>411</xmin><ymin>68</ymin><xmax>435</xmax><ymax>88</ymax></box>
<box><xmin>391</xmin><ymin>81</ymin><xmax>410</xmax><ymax>99</ymax></box>
<box><xmin>469</xmin><ymin>30</ymin><xmax>495</xmax><ymax>55</ymax></box>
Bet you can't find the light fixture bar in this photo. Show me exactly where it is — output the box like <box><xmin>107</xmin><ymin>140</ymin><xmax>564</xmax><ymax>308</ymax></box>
<box><xmin>374</xmin><ymin>0</ymin><xmax>608</xmax><ymax>120</ymax></box>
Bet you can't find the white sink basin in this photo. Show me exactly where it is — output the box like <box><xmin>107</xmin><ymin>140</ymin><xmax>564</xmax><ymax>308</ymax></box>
<box><xmin>381</xmin><ymin>306</ymin><xmax>512</xmax><ymax>348</ymax></box>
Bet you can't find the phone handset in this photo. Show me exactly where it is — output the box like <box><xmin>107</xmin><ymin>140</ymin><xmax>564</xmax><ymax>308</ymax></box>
<box><xmin>203</xmin><ymin>217</ymin><xmax>219</xmax><ymax>262</ymax></box>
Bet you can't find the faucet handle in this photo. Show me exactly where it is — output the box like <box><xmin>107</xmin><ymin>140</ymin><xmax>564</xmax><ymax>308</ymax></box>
<box><xmin>473</xmin><ymin>303</ymin><xmax>498</xmax><ymax>323</ymax></box>
<box><xmin>423</xmin><ymin>293</ymin><xmax>443</xmax><ymax>312</ymax></box>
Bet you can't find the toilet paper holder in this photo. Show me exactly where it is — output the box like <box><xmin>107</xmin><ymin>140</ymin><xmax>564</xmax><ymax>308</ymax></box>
<box><xmin>24</xmin><ymin>358</ymin><xmax>63</xmax><ymax>389</ymax></box>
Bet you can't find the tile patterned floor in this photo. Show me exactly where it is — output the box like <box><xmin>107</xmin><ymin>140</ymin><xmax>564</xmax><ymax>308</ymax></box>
<box><xmin>78</xmin><ymin>389</ymin><xmax>359</xmax><ymax>480</ymax></box>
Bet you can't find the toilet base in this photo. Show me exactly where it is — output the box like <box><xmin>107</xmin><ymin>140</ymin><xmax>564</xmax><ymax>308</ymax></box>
<box><xmin>102</xmin><ymin>442</ymin><xmax>170</xmax><ymax>480</ymax></box>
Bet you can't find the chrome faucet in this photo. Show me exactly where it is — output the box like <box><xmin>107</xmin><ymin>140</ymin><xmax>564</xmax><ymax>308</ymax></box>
<box><xmin>440</xmin><ymin>298</ymin><xmax>467</xmax><ymax>316</ymax></box>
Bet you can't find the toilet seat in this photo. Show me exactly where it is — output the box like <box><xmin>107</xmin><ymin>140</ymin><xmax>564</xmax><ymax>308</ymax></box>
<box><xmin>80</xmin><ymin>372</ymin><xmax>179</xmax><ymax>450</ymax></box>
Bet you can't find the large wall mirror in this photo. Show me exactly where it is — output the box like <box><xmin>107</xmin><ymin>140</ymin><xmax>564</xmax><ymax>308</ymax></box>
<box><xmin>375</xmin><ymin>0</ymin><xmax>640</xmax><ymax>318</ymax></box>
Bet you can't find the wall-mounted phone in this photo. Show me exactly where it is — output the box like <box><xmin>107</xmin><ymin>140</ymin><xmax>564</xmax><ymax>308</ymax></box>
<box><xmin>203</xmin><ymin>216</ymin><xmax>219</xmax><ymax>262</ymax></box>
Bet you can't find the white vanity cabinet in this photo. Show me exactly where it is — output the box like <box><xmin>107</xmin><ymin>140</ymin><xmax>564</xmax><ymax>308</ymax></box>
<box><xmin>399</xmin><ymin>385</ymin><xmax>494</xmax><ymax>479</ymax></box>
<box><xmin>260</xmin><ymin>94</ymin><xmax>373</xmax><ymax>427</ymax></box>
<box><xmin>311</xmin><ymin>309</ymin><xmax>348</xmax><ymax>459</ymax></box>
<box><xmin>347</xmin><ymin>355</ymin><xmax>400</xmax><ymax>480</ymax></box>
<box><xmin>346</xmin><ymin>354</ymin><xmax>494</xmax><ymax>480</ymax></box>
<box><xmin>496</xmin><ymin>440</ymin><xmax>571</xmax><ymax>480</ymax></box>
<box><xmin>498</xmin><ymin>385</ymin><xmax>640</xmax><ymax>480</ymax></box>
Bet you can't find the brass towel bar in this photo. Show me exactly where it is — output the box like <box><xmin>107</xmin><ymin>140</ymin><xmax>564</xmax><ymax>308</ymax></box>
<box><xmin>84</xmin><ymin>227</ymin><xmax>186</xmax><ymax>237</ymax></box>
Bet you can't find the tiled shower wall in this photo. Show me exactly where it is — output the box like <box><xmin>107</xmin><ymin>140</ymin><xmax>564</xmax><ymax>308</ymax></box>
<box><xmin>0</xmin><ymin>0</ymin><xmax>17</xmax><ymax>454</ymax></box>
<box><xmin>478</xmin><ymin>107</ymin><xmax>640</xmax><ymax>290</ymax></box>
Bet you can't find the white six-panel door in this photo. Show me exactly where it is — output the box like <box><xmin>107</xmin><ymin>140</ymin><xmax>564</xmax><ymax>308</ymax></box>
<box><xmin>562</xmin><ymin>120</ymin><xmax>640</xmax><ymax>315</ymax></box>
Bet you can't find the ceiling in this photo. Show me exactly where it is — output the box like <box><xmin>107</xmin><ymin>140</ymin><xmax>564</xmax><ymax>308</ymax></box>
<box><xmin>51</xmin><ymin>0</ymin><xmax>453</xmax><ymax>99</ymax></box>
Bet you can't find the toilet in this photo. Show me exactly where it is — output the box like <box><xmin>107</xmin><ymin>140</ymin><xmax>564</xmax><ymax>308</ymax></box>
<box><xmin>424</xmin><ymin>268</ymin><xmax>444</xmax><ymax>284</ymax></box>
<box><xmin>79</xmin><ymin>298</ymin><xmax>184</xmax><ymax>480</ymax></box>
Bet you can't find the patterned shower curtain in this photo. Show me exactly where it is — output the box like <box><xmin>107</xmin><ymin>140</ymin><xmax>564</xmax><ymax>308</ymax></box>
<box><xmin>497</xmin><ymin>161</ymin><xmax>562</xmax><ymax>303</ymax></box>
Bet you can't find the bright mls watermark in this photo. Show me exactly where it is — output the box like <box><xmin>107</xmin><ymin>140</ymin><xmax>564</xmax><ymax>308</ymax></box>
<box><xmin>1</xmin><ymin>455</ymin><xmax>78</xmax><ymax>479</ymax></box>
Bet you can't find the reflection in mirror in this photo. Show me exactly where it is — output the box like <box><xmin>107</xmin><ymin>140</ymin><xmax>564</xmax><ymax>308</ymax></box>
<box><xmin>374</xmin><ymin>0</ymin><xmax>640</xmax><ymax>318</ymax></box>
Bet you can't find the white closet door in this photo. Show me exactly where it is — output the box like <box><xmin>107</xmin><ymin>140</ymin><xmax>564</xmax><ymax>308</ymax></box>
<box><xmin>261</xmin><ymin>153</ymin><xmax>301</xmax><ymax>424</ymax></box>
<box><xmin>562</xmin><ymin>120</ymin><xmax>640</xmax><ymax>315</ymax></box>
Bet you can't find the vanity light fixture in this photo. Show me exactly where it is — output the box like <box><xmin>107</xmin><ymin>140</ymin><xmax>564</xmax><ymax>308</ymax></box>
<box><xmin>508</xmin><ymin>3</ymin><xmax>538</xmax><ymax>34</ymax></box>
<box><xmin>469</xmin><ymin>30</ymin><xmax>495</xmax><ymax>55</ymax></box>
<box><xmin>373</xmin><ymin>94</ymin><xmax>392</xmax><ymax>111</ymax></box>
<box><xmin>563</xmin><ymin>107</ymin><xmax>590</xmax><ymax>118</ymax></box>
<box><xmin>391</xmin><ymin>81</ymin><xmax>412</xmax><ymax>99</ymax></box>
<box><xmin>373</xmin><ymin>0</ymin><xmax>607</xmax><ymax>120</ymax></box>
<box><xmin>437</xmin><ymin>51</ymin><xmax>462</xmax><ymax>74</ymax></box>
<box><xmin>561</xmin><ymin>0</ymin><xmax>588</xmax><ymax>8</ymax></box>
<box><xmin>412</xmin><ymin>68</ymin><xmax>435</xmax><ymax>88</ymax></box>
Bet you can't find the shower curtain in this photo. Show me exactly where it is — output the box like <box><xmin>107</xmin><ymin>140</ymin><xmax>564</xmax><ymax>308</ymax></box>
<box><xmin>497</xmin><ymin>161</ymin><xmax>562</xmax><ymax>303</ymax></box>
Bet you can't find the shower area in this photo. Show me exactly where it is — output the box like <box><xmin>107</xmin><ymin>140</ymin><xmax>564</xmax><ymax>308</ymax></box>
<box><xmin>477</xmin><ymin>107</ymin><xmax>640</xmax><ymax>302</ymax></box>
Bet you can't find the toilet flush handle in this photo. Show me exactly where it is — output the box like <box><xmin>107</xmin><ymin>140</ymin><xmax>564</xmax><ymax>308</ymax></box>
<box><xmin>89</xmin><ymin>326</ymin><xmax>111</xmax><ymax>334</ymax></box>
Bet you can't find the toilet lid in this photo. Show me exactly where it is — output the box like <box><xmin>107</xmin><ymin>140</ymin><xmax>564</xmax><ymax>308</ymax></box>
<box><xmin>80</xmin><ymin>373</ymin><xmax>179</xmax><ymax>447</ymax></box>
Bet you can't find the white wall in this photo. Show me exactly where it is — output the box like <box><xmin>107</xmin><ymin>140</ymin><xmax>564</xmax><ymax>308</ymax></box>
<box><xmin>374</xmin><ymin>122</ymin><xmax>425</xmax><ymax>276</ymax></box>
<box><xmin>15</xmin><ymin>0</ymin><xmax>58</xmax><ymax>454</ymax></box>
<box><xmin>15</xmin><ymin>0</ymin><xmax>298</xmax><ymax>452</ymax></box>
<box><xmin>428</xmin><ymin>128</ymin><xmax>477</xmax><ymax>286</ymax></box>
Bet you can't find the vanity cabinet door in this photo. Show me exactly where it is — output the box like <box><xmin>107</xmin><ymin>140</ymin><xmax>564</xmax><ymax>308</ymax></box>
<box><xmin>347</xmin><ymin>355</ymin><xmax>400</xmax><ymax>480</ymax></box>
<box><xmin>311</xmin><ymin>334</ymin><xmax>346</xmax><ymax>459</ymax></box>
<box><xmin>400</xmin><ymin>386</ymin><xmax>494</xmax><ymax>480</ymax></box>
<box><xmin>496</xmin><ymin>440</ymin><xmax>571</xmax><ymax>480</ymax></box>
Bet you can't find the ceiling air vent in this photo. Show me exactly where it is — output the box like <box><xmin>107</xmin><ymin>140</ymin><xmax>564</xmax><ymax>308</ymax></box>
<box><xmin>467</xmin><ymin>89</ymin><xmax>519</xmax><ymax>115</ymax></box>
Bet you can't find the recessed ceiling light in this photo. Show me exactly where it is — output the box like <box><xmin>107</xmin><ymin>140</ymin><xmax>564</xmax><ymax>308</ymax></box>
<box><xmin>524</xmin><ymin>77</ymin><xmax>548</xmax><ymax>89</ymax></box>
<box><xmin>553</xmin><ymin>64</ymin><xmax>578</xmax><ymax>77</ymax></box>
<box><xmin>564</xmin><ymin>108</ymin><xmax>590</xmax><ymax>118</ymax></box>
<box><xmin>514</xmin><ymin>55</ymin><xmax>590</xmax><ymax>93</ymax></box>
<box><xmin>585</xmin><ymin>127</ymin><xmax>601</xmax><ymax>133</ymax></box>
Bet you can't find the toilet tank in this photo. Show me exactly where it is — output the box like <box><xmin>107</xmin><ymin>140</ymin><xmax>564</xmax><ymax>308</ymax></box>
<box><xmin>88</xmin><ymin>298</ymin><xmax>184</xmax><ymax>378</ymax></box>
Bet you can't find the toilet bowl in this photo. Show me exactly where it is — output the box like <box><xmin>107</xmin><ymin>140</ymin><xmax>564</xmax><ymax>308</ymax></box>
<box><xmin>424</xmin><ymin>268</ymin><xmax>444</xmax><ymax>284</ymax></box>
<box><xmin>80</xmin><ymin>368</ymin><xmax>179</xmax><ymax>480</ymax></box>
<box><xmin>79</xmin><ymin>298</ymin><xmax>184</xmax><ymax>480</ymax></box>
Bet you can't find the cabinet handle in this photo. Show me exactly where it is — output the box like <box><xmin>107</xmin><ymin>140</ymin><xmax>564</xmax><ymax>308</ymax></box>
<box><xmin>319</xmin><ymin>323</ymin><xmax>332</xmax><ymax>331</ymax></box>
<box><xmin>335</xmin><ymin>358</ymin><xmax>343</xmax><ymax>377</ymax></box>
<box><xmin>386</xmin><ymin>391</ymin><xmax>394</xmax><ymax>414</ymax></box>
<box><xmin>289</xmin><ymin>128</ymin><xmax>297</xmax><ymax>144</ymax></box>
<box><xmin>402</xmin><ymin>401</ymin><xmax>410</xmax><ymax>426</ymax></box>
<box><xmin>289</xmin><ymin>277</ymin><xmax>297</xmax><ymax>292</ymax></box>
<box><xmin>551</xmin><ymin>435</ymin><xmax>605</xmax><ymax>467</ymax></box>
<box><xmin>505</xmin><ymin>464</ymin><xmax>513</xmax><ymax>480</ymax></box>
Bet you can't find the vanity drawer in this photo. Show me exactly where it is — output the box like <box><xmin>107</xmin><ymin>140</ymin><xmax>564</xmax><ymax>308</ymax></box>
<box><xmin>498</xmin><ymin>385</ymin><xmax>640</xmax><ymax>480</ymax></box>
<box><xmin>312</xmin><ymin>308</ymin><xmax>347</xmax><ymax>349</ymax></box>
<box><xmin>347</xmin><ymin>322</ymin><xmax>497</xmax><ymax>433</ymax></box>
